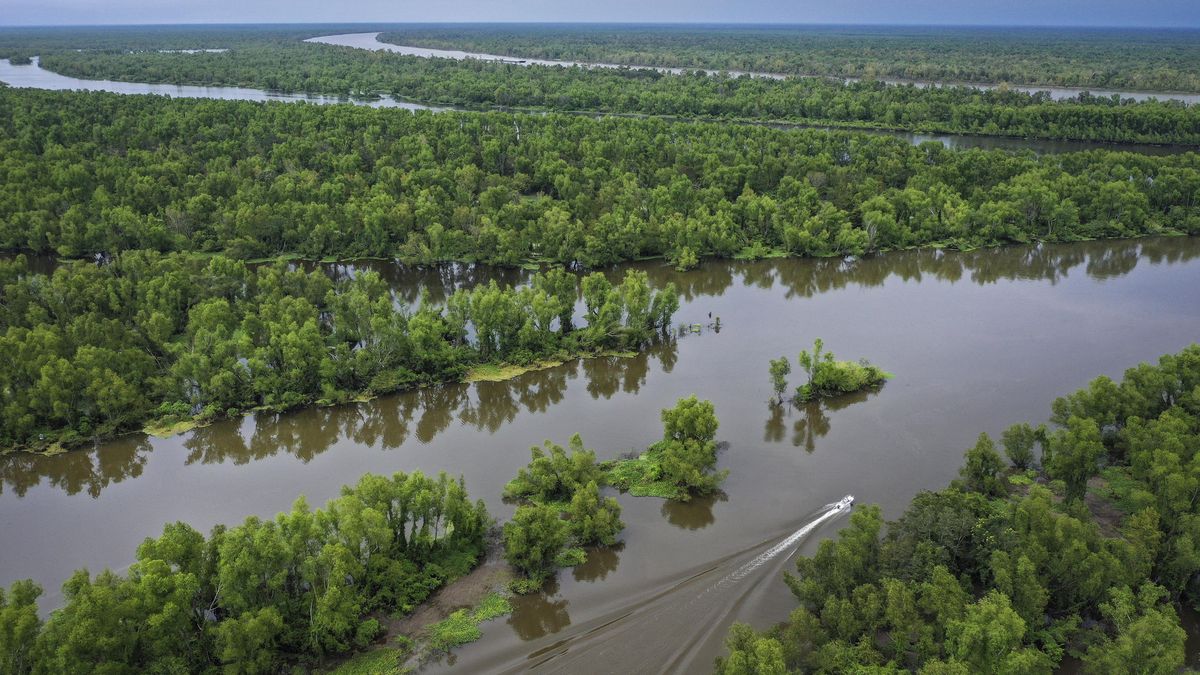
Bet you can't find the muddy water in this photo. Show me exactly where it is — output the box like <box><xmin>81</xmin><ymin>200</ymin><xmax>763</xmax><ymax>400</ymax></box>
<box><xmin>2</xmin><ymin>238</ymin><xmax>1200</xmax><ymax>672</ymax></box>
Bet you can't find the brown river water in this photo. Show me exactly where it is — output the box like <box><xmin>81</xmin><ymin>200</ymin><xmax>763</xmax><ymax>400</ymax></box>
<box><xmin>3</xmin><ymin>237</ymin><xmax>1200</xmax><ymax>672</ymax></box>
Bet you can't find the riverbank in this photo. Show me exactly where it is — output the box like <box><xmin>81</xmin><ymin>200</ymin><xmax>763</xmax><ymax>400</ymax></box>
<box><xmin>329</xmin><ymin>539</ymin><xmax>516</xmax><ymax>674</ymax></box>
<box><xmin>1</xmin><ymin>348</ymin><xmax>647</xmax><ymax>457</ymax></box>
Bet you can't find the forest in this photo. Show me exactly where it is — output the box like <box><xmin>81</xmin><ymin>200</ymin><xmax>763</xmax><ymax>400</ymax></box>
<box><xmin>0</xmin><ymin>470</ymin><xmax>492</xmax><ymax>673</ymax></box>
<box><xmin>0</xmin><ymin>251</ymin><xmax>678</xmax><ymax>452</ymax></box>
<box><xmin>13</xmin><ymin>39</ymin><xmax>1200</xmax><ymax>145</ymax></box>
<box><xmin>377</xmin><ymin>24</ymin><xmax>1200</xmax><ymax>92</ymax></box>
<box><xmin>2</xmin><ymin>88</ymin><xmax>1199</xmax><ymax>270</ymax></box>
<box><xmin>717</xmin><ymin>345</ymin><xmax>1200</xmax><ymax>673</ymax></box>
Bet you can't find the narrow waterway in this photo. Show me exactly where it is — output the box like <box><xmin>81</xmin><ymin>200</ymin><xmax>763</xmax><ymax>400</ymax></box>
<box><xmin>310</xmin><ymin>31</ymin><xmax>1200</xmax><ymax>105</ymax></box>
<box><xmin>0</xmin><ymin>53</ymin><xmax>1191</xmax><ymax>156</ymax></box>
<box><xmin>2</xmin><ymin>237</ymin><xmax>1199</xmax><ymax>671</ymax></box>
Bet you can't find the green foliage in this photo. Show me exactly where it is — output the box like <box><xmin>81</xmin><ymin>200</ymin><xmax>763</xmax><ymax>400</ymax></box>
<box><xmin>1082</xmin><ymin>584</ymin><xmax>1186</xmax><ymax>674</ymax></box>
<box><xmin>0</xmin><ymin>254</ymin><xmax>677</xmax><ymax>451</ymax></box>
<box><xmin>567</xmin><ymin>481</ymin><xmax>623</xmax><ymax>547</ymax></box>
<box><xmin>723</xmin><ymin>345</ymin><xmax>1200</xmax><ymax>673</ymax></box>
<box><xmin>1000</xmin><ymin>422</ymin><xmax>1039</xmax><ymax>469</ymax></box>
<box><xmin>10</xmin><ymin>26</ymin><xmax>1200</xmax><ymax>144</ymax></box>
<box><xmin>426</xmin><ymin>593</ymin><xmax>512</xmax><ymax>653</ymax></box>
<box><xmin>376</xmin><ymin>24</ymin><xmax>1200</xmax><ymax>93</ymax></box>
<box><xmin>2</xmin><ymin>470</ymin><xmax>488</xmax><ymax>673</ymax></box>
<box><xmin>0</xmin><ymin>581</ymin><xmax>41</xmax><ymax>675</ymax></box>
<box><xmin>554</xmin><ymin>547</ymin><xmax>588</xmax><ymax>568</ymax></box>
<box><xmin>794</xmin><ymin>338</ymin><xmax>889</xmax><ymax>402</ymax></box>
<box><xmin>956</xmin><ymin>433</ymin><xmax>1007</xmax><ymax>497</ymax></box>
<box><xmin>502</xmin><ymin>434</ymin><xmax>602</xmax><ymax>504</ymax></box>
<box><xmin>2</xmin><ymin>87</ymin><xmax>1199</xmax><ymax>276</ymax></box>
<box><xmin>328</xmin><ymin>648</ymin><xmax>406</xmax><ymax>675</ymax></box>
<box><xmin>768</xmin><ymin>356</ymin><xmax>791</xmax><ymax>404</ymax></box>
<box><xmin>503</xmin><ymin>504</ymin><xmax>570</xmax><ymax>583</ymax></box>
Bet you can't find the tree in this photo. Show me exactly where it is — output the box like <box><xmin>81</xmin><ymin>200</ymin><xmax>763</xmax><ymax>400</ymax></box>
<box><xmin>1000</xmin><ymin>423</ymin><xmax>1037</xmax><ymax>469</ymax></box>
<box><xmin>503</xmin><ymin>504</ymin><xmax>570</xmax><ymax>582</ymax></box>
<box><xmin>714</xmin><ymin>623</ymin><xmax>787</xmax><ymax>675</ymax></box>
<box><xmin>1083</xmin><ymin>585</ymin><xmax>1186</xmax><ymax>675</ymax></box>
<box><xmin>768</xmin><ymin>357</ymin><xmax>791</xmax><ymax>404</ymax></box>
<box><xmin>957</xmin><ymin>433</ymin><xmax>1006</xmax><ymax>497</ymax></box>
<box><xmin>1046</xmin><ymin>416</ymin><xmax>1105</xmax><ymax>501</ymax></box>
<box><xmin>944</xmin><ymin>591</ymin><xmax>1046</xmax><ymax>674</ymax></box>
<box><xmin>567</xmin><ymin>481</ymin><xmax>623</xmax><ymax>546</ymax></box>
<box><xmin>0</xmin><ymin>581</ymin><xmax>41</xmax><ymax>675</ymax></box>
<box><xmin>658</xmin><ymin>397</ymin><xmax>726</xmax><ymax>497</ymax></box>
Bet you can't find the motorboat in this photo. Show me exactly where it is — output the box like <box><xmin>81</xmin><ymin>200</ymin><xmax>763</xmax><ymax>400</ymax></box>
<box><xmin>835</xmin><ymin>495</ymin><xmax>855</xmax><ymax>510</ymax></box>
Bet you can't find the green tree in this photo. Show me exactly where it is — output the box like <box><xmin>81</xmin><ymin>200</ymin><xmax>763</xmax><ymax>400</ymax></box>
<box><xmin>1000</xmin><ymin>423</ymin><xmax>1037</xmax><ymax>470</ymax></box>
<box><xmin>1046</xmin><ymin>416</ymin><xmax>1105</xmax><ymax>501</ymax></box>
<box><xmin>0</xmin><ymin>581</ymin><xmax>41</xmax><ymax>675</ymax></box>
<box><xmin>957</xmin><ymin>433</ymin><xmax>1006</xmax><ymax>497</ymax></box>
<box><xmin>567</xmin><ymin>481</ymin><xmax>623</xmax><ymax>546</ymax></box>
<box><xmin>503</xmin><ymin>504</ymin><xmax>570</xmax><ymax>582</ymax></box>
<box><xmin>768</xmin><ymin>357</ymin><xmax>791</xmax><ymax>404</ymax></box>
<box><xmin>1083</xmin><ymin>585</ymin><xmax>1186</xmax><ymax>675</ymax></box>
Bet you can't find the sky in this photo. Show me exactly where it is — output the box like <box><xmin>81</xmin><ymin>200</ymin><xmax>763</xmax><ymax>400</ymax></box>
<box><xmin>3</xmin><ymin>0</ymin><xmax>1200</xmax><ymax>28</ymax></box>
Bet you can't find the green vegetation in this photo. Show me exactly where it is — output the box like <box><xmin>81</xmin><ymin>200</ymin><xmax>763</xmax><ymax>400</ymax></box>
<box><xmin>602</xmin><ymin>395</ymin><xmax>727</xmax><ymax>500</ymax></box>
<box><xmin>502</xmin><ymin>434</ymin><xmax>623</xmax><ymax>588</ymax></box>
<box><xmin>4</xmin><ymin>89</ymin><xmax>1200</xmax><ymax>269</ymax></box>
<box><xmin>0</xmin><ymin>253</ymin><xmax>676</xmax><ymax>452</ymax></box>
<box><xmin>328</xmin><ymin>648</ymin><xmax>407</xmax><ymax>675</ymax></box>
<box><xmin>3</xmin><ymin>26</ymin><xmax>1197</xmax><ymax>143</ymax></box>
<box><xmin>716</xmin><ymin>345</ymin><xmax>1200</xmax><ymax>673</ymax></box>
<box><xmin>426</xmin><ymin>592</ymin><xmax>512</xmax><ymax>652</ymax></box>
<box><xmin>502</xmin><ymin>396</ymin><xmax>723</xmax><ymax>589</ymax></box>
<box><xmin>378</xmin><ymin>24</ymin><xmax>1200</xmax><ymax>93</ymax></box>
<box><xmin>0</xmin><ymin>471</ymin><xmax>489</xmax><ymax>674</ymax></box>
<box><xmin>788</xmin><ymin>338</ymin><xmax>890</xmax><ymax>403</ymax></box>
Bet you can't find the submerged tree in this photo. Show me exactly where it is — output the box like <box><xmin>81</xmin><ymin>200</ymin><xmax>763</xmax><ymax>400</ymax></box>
<box><xmin>769</xmin><ymin>357</ymin><xmax>792</xmax><ymax>405</ymax></box>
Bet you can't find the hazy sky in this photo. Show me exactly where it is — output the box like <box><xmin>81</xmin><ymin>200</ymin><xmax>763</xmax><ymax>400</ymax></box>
<box><xmin>4</xmin><ymin>0</ymin><xmax>1200</xmax><ymax>28</ymax></box>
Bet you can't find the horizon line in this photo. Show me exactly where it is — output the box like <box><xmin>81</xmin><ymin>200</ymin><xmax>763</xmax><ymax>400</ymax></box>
<box><xmin>2</xmin><ymin>20</ymin><xmax>1198</xmax><ymax>30</ymax></box>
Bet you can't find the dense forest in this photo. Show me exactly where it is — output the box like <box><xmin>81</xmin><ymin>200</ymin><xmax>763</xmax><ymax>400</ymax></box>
<box><xmin>11</xmin><ymin>39</ymin><xmax>1199</xmax><ymax>144</ymax></box>
<box><xmin>0</xmin><ymin>251</ymin><xmax>678</xmax><ymax>451</ymax></box>
<box><xmin>0</xmin><ymin>469</ymin><xmax>491</xmax><ymax>673</ymax></box>
<box><xmin>377</xmin><ymin>24</ymin><xmax>1200</xmax><ymax>92</ymax></box>
<box><xmin>2</xmin><ymin>89</ymin><xmax>1199</xmax><ymax>270</ymax></box>
<box><xmin>718</xmin><ymin>345</ymin><xmax>1200</xmax><ymax>673</ymax></box>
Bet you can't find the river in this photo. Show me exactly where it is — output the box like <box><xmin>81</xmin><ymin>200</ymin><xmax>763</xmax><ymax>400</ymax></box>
<box><xmin>2</xmin><ymin>237</ymin><xmax>1199</xmax><ymax>672</ymax></box>
<box><xmin>309</xmin><ymin>31</ymin><xmax>1200</xmax><ymax>105</ymax></box>
<box><xmin>0</xmin><ymin>54</ymin><xmax>1190</xmax><ymax>156</ymax></box>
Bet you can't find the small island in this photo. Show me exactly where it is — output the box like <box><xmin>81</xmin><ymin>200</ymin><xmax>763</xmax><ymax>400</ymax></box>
<box><xmin>770</xmin><ymin>338</ymin><xmax>890</xmax><ymax>405</ymax></box>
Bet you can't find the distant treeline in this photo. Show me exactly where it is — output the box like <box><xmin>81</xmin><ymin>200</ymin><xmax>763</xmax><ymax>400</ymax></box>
<box><xmin>2</xmin><ymin>89</ymin><xmax>1199</xmax><ymax>270</ymax></box>
<box><xmin>380</xmin><ymin>24</ymin><xmax>1200</xmax><ymax>93</ymax></box>
<box><xmin>19</xmin><ymin>38</ymin><xmax>1200</xmax><ymax>145</ymax></box>
<box><xmin>0</xmin><ymin>251</ymin><xmax>678</xmax><ymax>451</ymax></box>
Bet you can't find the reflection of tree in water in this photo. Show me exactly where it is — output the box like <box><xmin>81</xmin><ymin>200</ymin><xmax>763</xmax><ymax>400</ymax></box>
<box><xmin>572</xmin><ymin>543</ymin><xmax>623</xmax><ymax>583</ymax></box>
<box><xmin>763</xmin><ymin>388</ymin><xmax>876</xmax><ymax>453</ymax></box>
<box><xmin>461</xmin><ymin>380</ymin><xmax>521</xmax><ymax>434</ymax></box>
<box><xmin>660</xmin><ymin>492</ymin><xmax>726</xmax><ymax>531</ymax></box>
<box><xmin>415</xmin><ymin>384</ymin><xmax>468</xmax><ymax>443</ymax></box>
<box><xmin>0</xmin><ymin>436</ymin><xmax>150</xmax><ymax>498</ymax></box>
<box><xmin>248</xmin><ymin>408</ymin><xmax>341</xmax><ymax>463</ymax></box>
<box><xmin>792</xmin><ymin>402</ymin><xmax>831</xmax><ymax>454</ymax></box>
<box><xmin>633</xmin><ymin>238</ymin><xmax>1180</xmax><ymax>304</ymax></box>
<box><xmin>517</xmin><ymin>361</ymin><xmax>576</xmax><ymax>414</ymax></box>
<box><xmin>508</xmin><ymin>579</ymin><xmax>572</xmax><ymax>641</ymax></box>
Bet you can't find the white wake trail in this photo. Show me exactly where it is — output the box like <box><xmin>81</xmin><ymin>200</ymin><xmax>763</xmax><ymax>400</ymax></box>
<box><xmin>725</xmin><ymin>499</ymin><xmax>851</xmax><ymax>584</ymax></box>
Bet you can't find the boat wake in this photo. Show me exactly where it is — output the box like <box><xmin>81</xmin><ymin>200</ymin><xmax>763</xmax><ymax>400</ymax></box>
<box><xmin>474</xmin><ymin>496</ymin><xmax>856</xmax><ymax>674</ymax></box>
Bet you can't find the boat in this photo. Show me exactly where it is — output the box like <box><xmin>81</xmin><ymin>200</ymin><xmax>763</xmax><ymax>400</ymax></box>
<box><xmin>836</xmin><ymin>495</ymin><xmax>855</xmax><ymax>510</ymax></box>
